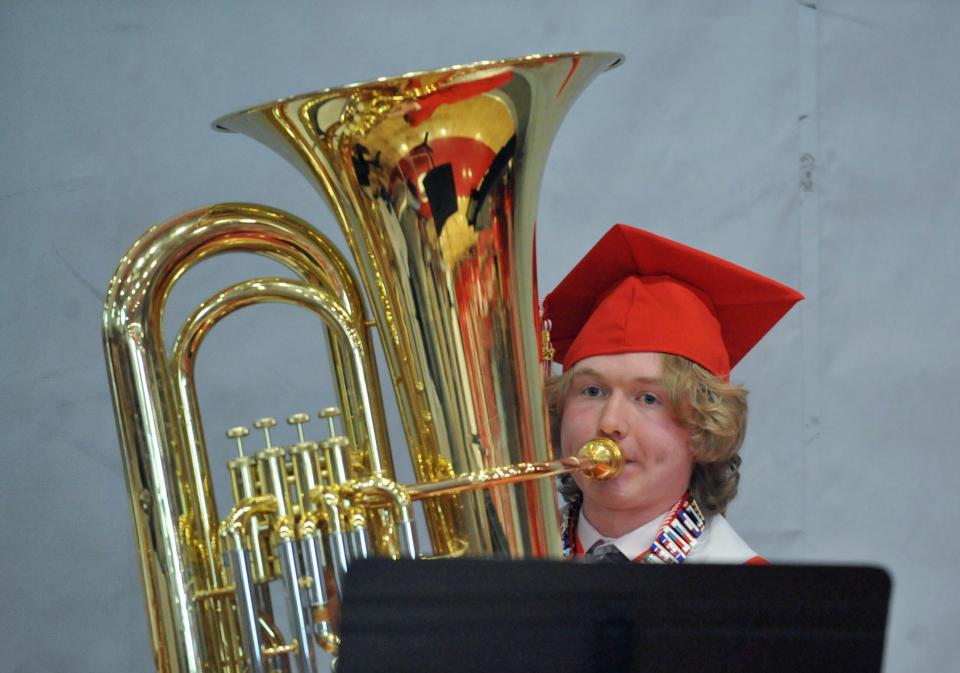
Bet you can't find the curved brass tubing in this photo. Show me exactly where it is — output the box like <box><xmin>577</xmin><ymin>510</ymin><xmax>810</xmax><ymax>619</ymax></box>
<box><xmin>104</xmin><ymin>52</ymin><xmax>624</xmax><ymax>673</ymax></box>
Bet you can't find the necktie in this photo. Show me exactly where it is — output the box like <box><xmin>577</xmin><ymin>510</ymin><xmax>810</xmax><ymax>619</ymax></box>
<box><xmin>586</xmin><ymin>541</ymin><xmax>630</xmax><ymax>563</ymax></box>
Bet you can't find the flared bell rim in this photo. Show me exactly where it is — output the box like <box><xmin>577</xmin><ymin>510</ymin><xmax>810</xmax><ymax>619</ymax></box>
<box><xmin>212</xmin><ymin>50</ymin><xmax>624</xmax><ymax>133</ymax></box>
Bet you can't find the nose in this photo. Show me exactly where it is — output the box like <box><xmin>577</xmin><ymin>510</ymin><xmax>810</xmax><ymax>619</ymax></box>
<box><xmin>597</xmin><ymin>391</ymin><xmax>629</xmax><ymax>440</ymax></box>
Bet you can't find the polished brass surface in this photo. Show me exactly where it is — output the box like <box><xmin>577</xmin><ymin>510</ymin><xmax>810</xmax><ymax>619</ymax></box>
<box><xmin>104</xmin><ymin>52</ymin><xmax>622</xmax><ymax>673</ymax></box>
<box><xmin>105</xmin><ymin>204</ymin><xmax>391</xmax><ymax>673</ymax></box>
<box><xmin>213</xmin><ymin>50</ymin><xmax>622</xmax><ymax>561</ymax></box>
<box><xmin>401</xmin><ymin>440</ymin><xmax>622</xmax><ymax>500</ymax></box>
<box><xmin>576</xmin><ymin>437</ymin><xmax>624</xmax><ymax>480</ymax></box>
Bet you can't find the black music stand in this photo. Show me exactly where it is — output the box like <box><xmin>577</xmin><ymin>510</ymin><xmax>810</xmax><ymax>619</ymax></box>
<box><xmin>337</xmin><ymin>558</ymin><xmax>890</xmax><ymax>673</ymax></box>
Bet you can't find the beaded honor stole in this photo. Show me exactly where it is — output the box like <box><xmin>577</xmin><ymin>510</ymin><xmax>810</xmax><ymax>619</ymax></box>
<box><xmin>561</xmin><ymin>491</ymin><xmax>706</xmax><ymax>563</ymax></box>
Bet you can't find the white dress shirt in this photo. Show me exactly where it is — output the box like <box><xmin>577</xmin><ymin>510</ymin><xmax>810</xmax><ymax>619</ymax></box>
<box><xmin>576</xmin><ymin>508</ymin><xmax>760</xmax><ymax>563</ymax></box>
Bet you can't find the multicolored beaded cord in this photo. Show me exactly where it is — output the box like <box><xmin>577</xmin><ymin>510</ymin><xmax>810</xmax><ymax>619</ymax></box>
<box><xmin>640</xmin><ymin>493</ymin><xmax>705</xmax><ymax>564</ymax></box>
<box><xmin>560</xmin><ymin>490</ymin><xmax>582</xmax><ymax>560</ymax></box>
<box><xmin>562</xmin><ymin>490</ymin><xmax>705</xmax><ymax>564</ymax></box>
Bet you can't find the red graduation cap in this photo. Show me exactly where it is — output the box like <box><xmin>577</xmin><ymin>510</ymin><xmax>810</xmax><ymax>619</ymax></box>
<box><xmin>542</xmin><ymin>224</ymin><xmax>803</xmax><ymax>377</ymax></box>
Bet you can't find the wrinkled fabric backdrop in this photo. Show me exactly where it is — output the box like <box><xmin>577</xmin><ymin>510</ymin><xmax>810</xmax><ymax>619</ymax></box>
<box><xmin>2</xmin><ymin>1</ymin><xmax>957</xmax><ymax>671</ymax></box>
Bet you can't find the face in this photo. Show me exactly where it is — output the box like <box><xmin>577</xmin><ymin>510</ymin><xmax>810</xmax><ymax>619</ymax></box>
<box><xmin>560</xmin><ymin>352</ymin><xmax>693</xmax><ymax>533</ymax></box>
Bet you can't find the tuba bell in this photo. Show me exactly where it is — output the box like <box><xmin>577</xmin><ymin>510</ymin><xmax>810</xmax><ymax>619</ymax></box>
<box><xmin>103</xmin><ymin>52</ymin><xmax>623</xmax><ymax>673</ymax></box>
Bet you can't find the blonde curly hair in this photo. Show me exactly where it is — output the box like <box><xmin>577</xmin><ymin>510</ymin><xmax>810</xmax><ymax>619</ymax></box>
<box><xmin>547</xmin><ymin>353</ymin><xmax>748</xmax><ymax>515</ymax></box>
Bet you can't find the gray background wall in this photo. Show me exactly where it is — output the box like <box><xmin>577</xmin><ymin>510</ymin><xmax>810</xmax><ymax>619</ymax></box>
<box><xmin>2</xmin><ymin>1</ymin><xmax>957</xmax><ymax>671</ymax></box>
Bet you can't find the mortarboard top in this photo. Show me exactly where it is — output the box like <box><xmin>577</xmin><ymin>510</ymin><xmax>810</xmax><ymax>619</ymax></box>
<box><xmin>542</xmin><ymin>224</ymin><xmax>804</xmax><ymax>377</ymax></box>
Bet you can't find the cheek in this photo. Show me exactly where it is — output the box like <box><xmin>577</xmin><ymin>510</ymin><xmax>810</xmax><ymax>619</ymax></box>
<box><xmin>558</xmin><ymin>415</ymin><xmax>575</xmax><ymax>457</ymax></box>
<box><xmin>559</xmin><ymin>402</ymin><xmax>592</xmax><ymax>457</ymax></box>
<box><xmin>646</xmin><ymin>417</ymin><xmax>693</xmax><ymax>464</ymax></box>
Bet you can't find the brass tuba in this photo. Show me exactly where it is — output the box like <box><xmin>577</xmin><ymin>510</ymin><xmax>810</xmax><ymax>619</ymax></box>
<box><xmin>103</xmin><ymin>52</ymin><xmax>623</xmax><ymax>673</ymax></box>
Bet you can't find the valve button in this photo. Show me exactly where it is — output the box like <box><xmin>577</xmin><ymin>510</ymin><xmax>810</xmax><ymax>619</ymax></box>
<box><xmin>226</xmin><ymin>426</ymin><xmax>250</xmax><ymax>457</ymax></box>
<box><xmin>254</xmin><ymin>417</ymin><xmax>277</xmax><ymax>448</ymax></box>
<box><xmin>287</xmin><ymin>412</ymin><xmax>311</xmax><ymax>443</ymax></box>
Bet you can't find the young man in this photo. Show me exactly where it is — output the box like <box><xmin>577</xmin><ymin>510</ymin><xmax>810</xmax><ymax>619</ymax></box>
<box><xmin>543</xmin><ymin>224</ymin><xmax>802</xmax><ymax>564</ymax></box>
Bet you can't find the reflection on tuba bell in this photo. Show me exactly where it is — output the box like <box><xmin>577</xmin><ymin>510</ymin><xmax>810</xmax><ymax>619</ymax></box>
<box><xmin>103</xmin><ymin>52</ymin><xmax>624</xmax><ymax>673</ymax></box>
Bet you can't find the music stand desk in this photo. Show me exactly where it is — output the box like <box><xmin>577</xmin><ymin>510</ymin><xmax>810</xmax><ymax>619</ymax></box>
<box><xmin>338</xmin><ymin>558</ymin><xmax>890</xmax><ymax>673</ymax></box>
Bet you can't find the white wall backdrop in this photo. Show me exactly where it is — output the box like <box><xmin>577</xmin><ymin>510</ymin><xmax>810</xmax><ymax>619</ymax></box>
<box><xmin>2</xmin><ymin>1</ymin><xmax>957</xmax><ymax>671</ymax></box>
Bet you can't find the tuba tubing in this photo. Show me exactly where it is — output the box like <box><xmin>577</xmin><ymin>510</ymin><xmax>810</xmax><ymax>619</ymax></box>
<box><xmin>104</xmin><ymin>203</ymin><xmax>390</xmax><ymax>672</ymax></box>
<box><xmin>104</xmin><ymin>52</ymin><xmax>624</xmax><ymax>673</ymax></box>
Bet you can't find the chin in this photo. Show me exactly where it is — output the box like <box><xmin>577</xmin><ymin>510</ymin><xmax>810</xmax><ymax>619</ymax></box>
<box><xmin>583</xmin><ymin>483</ymin><xmax>645</xmax><ymax>509</ymax></box>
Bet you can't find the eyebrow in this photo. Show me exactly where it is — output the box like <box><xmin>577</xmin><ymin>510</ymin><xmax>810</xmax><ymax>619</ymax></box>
<box><xmin>571</xmin><ymin>367</ymin><xmax>664</xmax><ymax>386</ymax></box>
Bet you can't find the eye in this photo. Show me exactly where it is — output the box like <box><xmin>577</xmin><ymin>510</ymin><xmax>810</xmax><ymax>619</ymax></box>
<box><xmin>581</xmin><ymin>384</ymin><xmax>605</xmax><ymax>398</ymax></box>
<box><xmin>638</xmin><ymin>392</ymin><xmax>660</xmax><ymax>406</ymax></box>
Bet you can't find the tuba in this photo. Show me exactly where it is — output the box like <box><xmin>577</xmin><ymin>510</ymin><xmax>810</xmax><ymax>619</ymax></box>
<box><xmin>103</xmin><ymin>52</ymin><xmax>623</xmax><ymax>673</ymax></box>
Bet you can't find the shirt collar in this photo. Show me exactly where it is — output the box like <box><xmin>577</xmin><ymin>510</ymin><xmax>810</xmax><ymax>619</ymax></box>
<box><xmin>576</xmin><ymin>507</ymin><xmax>670</xmax><ymax>560</ymax></box>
